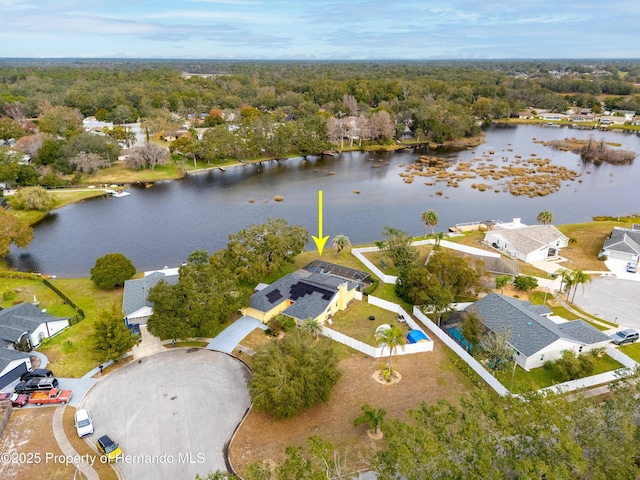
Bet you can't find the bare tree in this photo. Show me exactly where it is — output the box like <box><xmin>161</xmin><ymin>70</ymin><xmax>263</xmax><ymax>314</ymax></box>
<box><xmin>343</xmin><ymin>94</ymin><xmax>358</xmax><ymax>116</ymax></box>
<box><xmin>69</xmin><ymin>152</ymin><xmax>110</xmax><ymax>174</ymax></box>
<box><xmin>4</xmin><ymin>103</ymin><xmax>26</xmax><ymax>123</ymax></box>
<box><xmin>369</xmin><ymin>110</ymin><xmax>394</xmax><ymax>140</ymax></box>
<box><xmin>125</xmin><ymin>144</ymin><xmax>169</xmax><ymax>171</ymax></box>
<box><xmin>17</xmin><ymin>133</ymin><xmax>45</xmax><ymax>158</ymax></box>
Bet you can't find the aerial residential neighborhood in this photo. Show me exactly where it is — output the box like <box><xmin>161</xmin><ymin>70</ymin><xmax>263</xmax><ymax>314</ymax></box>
<box><xmin>2</xmin><ymin>6</ymin><xmax>640</xmax><ymax>475</ymax></box>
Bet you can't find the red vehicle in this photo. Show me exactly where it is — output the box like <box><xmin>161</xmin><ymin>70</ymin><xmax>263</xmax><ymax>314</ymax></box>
<box><xmin>0</xmin><ymin>392</ymin><xmax>29</xmax><ymax>408</ymax></box>
<box><xmin>28</xmin><ymin>388</ymin><xmax>72</xmax><ymax>406</ymax></box>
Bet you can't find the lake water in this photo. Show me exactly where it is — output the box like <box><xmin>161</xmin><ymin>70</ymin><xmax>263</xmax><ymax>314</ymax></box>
<box><xmin>7</xmin><ymin>125</ymin><xmax>640</xmax><ymax>277</ymax></box>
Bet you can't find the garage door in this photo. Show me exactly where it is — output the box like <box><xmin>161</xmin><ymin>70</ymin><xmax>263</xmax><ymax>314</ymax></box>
<box><xmin>607</xmin><ymin>250</ymin><xmax>633</xmax><ymax>261</ymax></box>
<box><xmin>0</xmin><ymin>362</ymin><xmax>28</xmax><ymax>389</ymax></box>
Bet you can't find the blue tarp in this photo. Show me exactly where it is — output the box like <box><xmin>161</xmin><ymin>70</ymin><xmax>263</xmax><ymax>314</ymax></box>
<box><xmin>407</xmin><ymin>330</ymin><xmax>429</xmax><ymax>343</ymax></box>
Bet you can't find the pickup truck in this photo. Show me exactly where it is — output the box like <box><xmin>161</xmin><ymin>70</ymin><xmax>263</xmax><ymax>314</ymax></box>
<box><xmin>28</xmin><ymin>388</ymin><xmax>72</xmax><ymax>406</ymax></box>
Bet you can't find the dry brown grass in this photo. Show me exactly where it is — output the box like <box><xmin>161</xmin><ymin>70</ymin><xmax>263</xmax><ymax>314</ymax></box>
<box><xmin>0</xmin><ymin>408</ymin><xmax>77</xmax><ymax>479</ymax></box>
<box><xmin>229</xmin><ymin>339</ymin><xmax>479</xmax><ymax>477</ymax></box>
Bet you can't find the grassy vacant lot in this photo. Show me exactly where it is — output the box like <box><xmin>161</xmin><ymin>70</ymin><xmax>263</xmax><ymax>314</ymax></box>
<box><xmin>360</xmin><ymin>243</ymin><xmax>433</xmax><ymax>275</ymax></box>
<box><xmin>230</xmin><ymin>338</ymin><xmax>480</xmax><ymax>476</ymax></box>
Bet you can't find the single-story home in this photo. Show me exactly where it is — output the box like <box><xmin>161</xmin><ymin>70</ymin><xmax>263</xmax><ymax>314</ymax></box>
<box><xmin>242</xmin><ymin>264</ymin><xmax>363</xmax><ymax>324</ymax></box>
<box><xmin>540</xmin><ymin>113</ymin><xmax>566</xmax><ymax>121</ymax></box>
<box><xmin>0</xmin><ymin>302</ymin><xmax>69</xmax><ymax>350</ymax></box>
<box><xmin>598</xmin><ymin>225</ymin><xmax>640</xmax><ymax>262</ymax></box>
<box><xmin>463</xmin><ymin>293</ymin><xmax>611</xmax><ymax>370</ymax></box>
<box><xmin>599</xmin><ymin>116</ymin><xmax>627</xmax><ymax>126</ymax></box>
<box><xmin>484</xmin><ymin>218</ymin><xmax>568</xmax><ymax>263</ymax></box>
<box><xmin>123</xmin><ymin>267</ymin><xmax>179</xmax><ymax>329</ymax></box>
<box><xmin>0</xmin><ymin>302</ymin><xmax>69</xmax><ymax>388</ymax></box>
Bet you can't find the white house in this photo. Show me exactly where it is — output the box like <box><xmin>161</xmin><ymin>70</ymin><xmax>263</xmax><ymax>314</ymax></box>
<box><xmin>599</xmin><ymin>225</ymin><xmax>640</xmax><ymax>262</ymax></box>
<box><xmin>464</xmin><ymin>293</ymin><xmax>610</xmax><ymax>371</ymax></box>
<box><xmin>122</xmin><ymin>267</ymin><xmax>180</xmax><ymax>328</ymax></box>
<box><xmin>0</xmin><ymin>302</ymin><xmax>69</xmax><ymax>349</ymax></box>
<box><xmin>0</xmin><ymin>302</ymin><xmax>68</xmax><ymax>388</ymax></box>
<box><xmin>484</xmin><ymin>218</ymin><xmax>568</xmax><ymax>263</ymax></box>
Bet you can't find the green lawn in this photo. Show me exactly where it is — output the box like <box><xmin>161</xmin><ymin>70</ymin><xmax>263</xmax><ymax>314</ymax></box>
<box><xmin>34</xmin><ymin>278</ymin><xmax>123</xmax><ymax>378</ymax></box>
<box><xmin>615</xmin><ymin>342</ymin><xmax>640</xmax><ymax>363</ymax></box>
<box><xmin>494</xmin><ymin>353</ymin><xmax>625</xmax><ymax>394</ymax></box>
<box><xmin>330</xmin><ymin>301</ymin><xmax>410</xmax><ymax>345</ymax></box>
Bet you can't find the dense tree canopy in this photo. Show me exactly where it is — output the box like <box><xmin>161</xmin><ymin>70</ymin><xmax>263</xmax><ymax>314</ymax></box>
<box><xmin>0</xmin><ymin>208</ymin><xmax>33</xmax><ymax>257</ymax></box>
<box><xmin>224</xmin><ymin>218</ymin><xmax>308</xmax><ymax>283</ymax></box>
<box><xmin>147</xmin><ymin>259</ymin><xmax>243</xmax><ymax>340</ymax></box>
<box><xmin>249</xmin><ymin>329</ymin><xmax>342</xmax><ymax>419</ymax></box>
<box><xmin>373</xmin><ymin>381</ymin><xmax>640</xmax><ymax>479</ymax></box>
<box><xmin>90</xmin><ymin>253</ymin><xmax>136</xmax><ymax>289</ymax></box>
<box><xmin>91</xmin><ymin>306</ymin><xmax>138</xmax><ymax>362</ymax></box>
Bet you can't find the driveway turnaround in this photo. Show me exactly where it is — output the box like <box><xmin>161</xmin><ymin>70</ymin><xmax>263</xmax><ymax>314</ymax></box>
<box><xmin>573</xmin><ymin>277</ymin><xmax>640</xmax><ymax>330</ymax></box>
<box><xmin>207</xmin><ymin>315</ymin><xmax>266</xmax><ymax>353</ymax></box>
<box><xmin>81</xmin><ymin>349</ymin><xmax>251</xmax><ymax>479</ymax></box>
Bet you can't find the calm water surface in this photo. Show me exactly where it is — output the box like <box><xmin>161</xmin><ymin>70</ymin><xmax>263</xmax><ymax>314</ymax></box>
<box><xmin>8</xmin><ymin>125</ymin><xmax>640</xmax><ymax>277</ymax></box>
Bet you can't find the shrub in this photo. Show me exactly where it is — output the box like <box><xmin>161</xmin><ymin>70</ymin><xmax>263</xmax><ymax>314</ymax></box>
<box><xmin>10</xmin><ymin>186</ymin><xmax>56</xmax><ymax>211</ymax></box>
<box><xmin>513</xmin><ymin>274</ymin><xmax>538</xmax><ymax>291</ymax></box>
<box><xmin>90</xmin><ymin>253</ymin><xmax>136</xmax><ymax>289</ymax></box>
<box><xmin>363</xmin><ymin>279</ymin><xmax>379</xmax><ymax>296</ymax></box>
<box><xmin>3</xmin><ymin>290</ymin><xmax>17</xmax><ymax>302</ymax></box>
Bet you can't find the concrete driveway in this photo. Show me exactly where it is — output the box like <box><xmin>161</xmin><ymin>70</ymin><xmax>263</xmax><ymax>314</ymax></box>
<box><xmin>573</xmin><ymin>277</ymin><xmax>640</xmax><ymax>330</ymax></box>
<box><xmin>81</xmin><ymin>349</ymin><xmax>251</xmax><ymax>479</ymax></box>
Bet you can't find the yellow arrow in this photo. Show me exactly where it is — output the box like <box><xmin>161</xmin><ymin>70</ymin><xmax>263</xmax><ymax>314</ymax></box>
<box><xmin>312</xmin><ymin>190</ymin><xmax>330</xmax><ymax>255</ymax></box>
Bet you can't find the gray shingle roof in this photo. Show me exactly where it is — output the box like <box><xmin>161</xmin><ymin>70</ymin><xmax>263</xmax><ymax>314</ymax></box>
<box><xmin>465</xmin><ymin>293</ymin><xmax>609</xmax><ymax>357</ymax></box>
<box><xmin>0</xmin><ymin>347</ymin><xmax>31</xmax><ymax>373</ymax></box>
<box><xmin>493</xmin><ymin>225</ymin><xmax>567</xmax><ymax>255</ymax></box>
<box><xmin>603</xmin><ymin>227</ymin><xmax>640</xmax><ymax>255</ymax></box>
<box><xmin>250</xmin><ymin>270</ymin><xmax>355</xmax><ymax>321</ymax></box>
<box><xmin>0</xmin><ymin>302</ymin><xmax>69</xmax><ymax>343</ymax></box>
<box><xmin>122</xmin><ymin>271</ymin><xmax>179</xmax><ymax>316</ymax></box>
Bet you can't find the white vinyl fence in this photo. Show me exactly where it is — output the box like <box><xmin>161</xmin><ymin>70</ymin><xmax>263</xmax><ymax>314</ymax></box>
<box><xmin>412</xmin><ymin>307</ymin><xmax>638</xmax><ymax>397</ymax></box>
<box><xmin>322</xmin><ymin>294</ymin><xmax>433</xmax><ymax>357</ymax></box>
<box><xmin>412</xmin><ymin>306</ymin><xmax>510</xmax><ymax>396</ymax></box>
<box><xmin>352</xmin><ymin>240</ymin><xmax>500</xmax><ymax>286</ymax></box>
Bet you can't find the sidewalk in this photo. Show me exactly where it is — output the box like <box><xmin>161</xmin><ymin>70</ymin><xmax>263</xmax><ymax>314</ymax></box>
<box><xmin>52</xmin><ymin>407</ymin><xmax>99</xmax><ymax>480</ymax></box>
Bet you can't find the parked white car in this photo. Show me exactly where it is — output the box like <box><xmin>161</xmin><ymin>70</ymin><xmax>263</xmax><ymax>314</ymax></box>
<box><xmin>74</xmin><ymin>408</ymin><xmax>94</xmax><ymax>437</ymax></box>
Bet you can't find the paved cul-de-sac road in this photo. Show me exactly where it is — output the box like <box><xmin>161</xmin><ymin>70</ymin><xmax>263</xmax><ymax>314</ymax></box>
<box><xmin>82</xmin><ymin>348</ymin><xmax>251</xmax><ymax>479</ymax></box>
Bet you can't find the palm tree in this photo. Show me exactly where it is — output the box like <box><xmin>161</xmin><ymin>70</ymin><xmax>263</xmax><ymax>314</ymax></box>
<box><xmin>331</xmin><ymin>234</ymin><xmax>351</xmax><ymax>255</ymax></box>
<box><xmin>537</xmin><ymin>209</ymin><xmax>554</xmax><ymax>225</ymax></box>
<box><xmin>300</xmin><ymin>317</ymin><xmax>322</xmax><ymax>339</ymax></box>
<box><xmin>433</xmin><ymin>231</ymin><xmax>448</xmax><ymax>250</ymax></box>
<box><xmin>553</xmin><ymin>268</ymin><xmax>569</xmax><ymax>292</ymax></box>
<box><xmin>375</xmin><ymin>325</ymin><xmax>405</xmax><ymax>373</ymax></box>
<box><xmin>569</xmin><ymin>269</ymin><xmax>592</xmax><ymax>303</ymax></box>
<box><xmin>354</xmin><ymin>404</ymin><xmax>387</xmax><ymax>436</ymax></box>
<box><xmin>421</xmin><ymin>210</ymin><xmax>439</xmax><ymax>237</ymax></box>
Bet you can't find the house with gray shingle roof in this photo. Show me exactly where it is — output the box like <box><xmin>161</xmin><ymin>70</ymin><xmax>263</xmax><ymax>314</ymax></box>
<box><xmin>463</xmin><ymin>293</ymin><xmax>610</xmax><ymax>370</ymax></box>
<box><xmin>122</xmin><ymin>267</ymin><xmax>179</xmax><ymax>328</ymax></box>
<box><xmin>599</xmin><ymin>225</ymin><xmax>640</xmax><ymax>263</ymax></box>
<box><xmin>242</xmin><ymin>265</ymin><xmax>361</xmax><ymax>324</ymax></box>
<box><xmin>0</xmin><ymin>302</ymin><xmax>69</xmax><ymax>350</ymax></box>
<box><xmin>0</xmin><ymin>302</ymin><xmax>68</xmax><ymax>388</ymax></box>
<box><xmin>484</xmin><ymin>218</ymin><xmax>568</xmax><ymax>263</ymax></box>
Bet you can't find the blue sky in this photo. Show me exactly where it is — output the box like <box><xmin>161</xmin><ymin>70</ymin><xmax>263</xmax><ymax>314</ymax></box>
<box><xmin>0</xmin><ymin>0</ymin><xmax>638</xmax><ymax>59</ymax></box>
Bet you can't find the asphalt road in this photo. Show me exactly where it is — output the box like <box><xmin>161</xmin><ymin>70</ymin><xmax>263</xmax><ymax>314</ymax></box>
<box><xmin>573</xmin><ymin>277</ymin><xmax>640</xmax><ymax>330</ymax></box>
<box><xmin>81</xmin><ymin>349</ymin><xmax>251</xmax><ymax>479</ymax></box>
